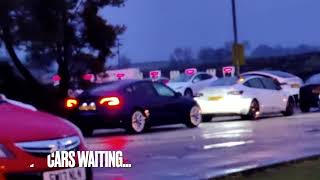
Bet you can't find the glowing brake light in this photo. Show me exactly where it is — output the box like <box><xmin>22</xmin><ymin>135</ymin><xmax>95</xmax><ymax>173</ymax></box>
<box><xmin>99</xmin><ymin>97</ymin><xmax>120</xmax><ymax>107</ymax></box>
<box><xmin>65</xmin><ymin>98</ymin><xmax>78</xmax><ymax>109</ymax></box>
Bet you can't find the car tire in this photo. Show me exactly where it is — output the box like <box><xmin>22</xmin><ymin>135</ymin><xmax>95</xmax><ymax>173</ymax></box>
<box><xmin>282</xmin><ymin>97</ymin><xmax>295</xmax><ymax>116</ymax></box>
<box><xmin>241</xmin><ymin>100</ymin><xmax>260</xmax><ymax>120</ymax></box>
<box><xmin>126</xmin><ymin>110</ymin><xmax>147</xmax><ymax>134</ymax></box>
<box><xmin>202</xmin><ymin>115</ymin><xmax>213</xmax><ymax>122</ymax></box>
<box><xmin>185</xmin><ymin>105</ymin><xmax>202</xmax><ymax>128</ymax></box>
<box><xmin>300</xmin><ymin>101</ymin><xmax>310</xmax><ymax>113</ymax></box>
<box><xmin>184</xmin><ymin>89</ymin><xmax>193</xmax><ymax>98</ymax></box>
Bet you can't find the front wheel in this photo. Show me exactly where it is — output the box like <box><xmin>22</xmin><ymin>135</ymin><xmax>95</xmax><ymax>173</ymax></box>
<box><xmin>125</xmin><ymin>110</ymin><xmax>147</xmax><ymax>134</ymax></box>
<box><xmin>185</xmin><ymin>105</ymin><xmax>202</xmax><ymax>128</ymax></box>
<box><xmin>241</xmin><ymin>100</ymin><xmax>260</xmax><ymax>120</ymax></box>
<box><xmin>282</xmin><ymin>97</ymin><xmax>295</xmax><ymax>116</ymax></box>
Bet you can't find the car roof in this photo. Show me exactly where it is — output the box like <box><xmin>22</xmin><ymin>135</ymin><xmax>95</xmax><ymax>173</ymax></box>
<box><xmin>241</xmin><ymin>75</ymin><xmax>266</xmax><ymax>80</ymax></box>
<box><xmin>242</xmin><ymin>70</ymin><xmax>296</xmax><ymax>78</ymax></box>
<box><xmin>84</xmin><ymin>79</ymin><xmax>152</xmax><ymax>95</ymax></box>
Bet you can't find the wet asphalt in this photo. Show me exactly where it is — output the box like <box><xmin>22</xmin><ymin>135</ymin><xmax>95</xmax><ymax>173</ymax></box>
<box><xmin>85</xmin><ymin>111</ymin><xmax>320</xmax><ymax>180</ymax></box>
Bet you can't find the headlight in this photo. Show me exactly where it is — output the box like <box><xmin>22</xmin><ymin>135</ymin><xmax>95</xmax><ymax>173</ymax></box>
<box><xmin>0</xmin><ymin>144</ymin><xmax>13</xmax><ymax>158</ymax></box>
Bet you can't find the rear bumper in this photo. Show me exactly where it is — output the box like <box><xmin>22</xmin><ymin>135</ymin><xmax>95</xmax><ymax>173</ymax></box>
<box><xmin>195</xmin><ymin>96</ymin><xmax>251</xmax><ymax>115</ymax></box>
<box><xmin>69</xmin><ymin>111</ymin><xmax>126</xmax><ymax>129</ymax></box>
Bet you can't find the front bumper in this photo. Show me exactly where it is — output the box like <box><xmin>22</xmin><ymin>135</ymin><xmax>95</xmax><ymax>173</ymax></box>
<box><xmin>3</xmin><ymin>167</ymin><xmax>92</xmax><ymax>180</ymax></box>
<box><xmin>195</xmin><ymin>96</ymin><xmax>252</xmax><ymax>115</ymax></box>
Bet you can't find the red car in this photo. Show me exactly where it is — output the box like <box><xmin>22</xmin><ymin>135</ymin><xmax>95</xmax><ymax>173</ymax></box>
<box><xmin>0</xmin><ymin>95</ymin><xmax>91</xmax><ymax>180</ymax></box>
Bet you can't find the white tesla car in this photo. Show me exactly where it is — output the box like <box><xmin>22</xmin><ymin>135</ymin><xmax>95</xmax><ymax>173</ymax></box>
<box><xmin>241</xmin><ymin>70</ymin><xmax>303</xmax><ymax>103</ymax></box>
<box><xmin>167</xmin><ymin>72</ymin><xmax>217</xmax><ymax>97</ymax></box>
<box><xmin>194</xmin><ymin>76</ymin><xmax>295</xmax><ymax>122</ymax></box>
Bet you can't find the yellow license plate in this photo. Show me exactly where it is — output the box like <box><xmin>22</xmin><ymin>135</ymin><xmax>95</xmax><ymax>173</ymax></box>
<box><xmin>208</xmin><ymin>96</ymin><xmax>223</xmax><ymax>101</ymax></box>
<box><xmin>79</xmin><ymin>104</ymin><xmax>96</xmax><ymax>111</ymax></box>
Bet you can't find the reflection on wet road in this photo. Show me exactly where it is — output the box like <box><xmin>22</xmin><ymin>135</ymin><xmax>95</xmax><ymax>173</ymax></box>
<box><xmin>85</xmin><ymin>112</ymin><xmax>320</xmax><ymax>180</ymax></box>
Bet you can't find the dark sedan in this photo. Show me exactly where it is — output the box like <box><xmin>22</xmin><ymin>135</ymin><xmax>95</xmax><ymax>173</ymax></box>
<box><xmin>300</xmin><ymin>73</ymin><xmax>320</xmax><ymax>112</ymax></box>
<box><xmin>66</xmin><ymin>80</ymin><xmax>202</xmax><ymax>136</ymax></box>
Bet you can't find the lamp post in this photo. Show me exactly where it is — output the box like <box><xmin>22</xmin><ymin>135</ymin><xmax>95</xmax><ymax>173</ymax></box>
<box><xmin>231</xmin><ymin>0</ymin><xmax>240</xmax><ymax>76</ymax></box>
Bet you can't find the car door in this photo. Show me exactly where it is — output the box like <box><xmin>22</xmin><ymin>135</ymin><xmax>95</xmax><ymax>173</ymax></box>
<box><xmin>190</xmin><ymin>74</ymin><xmax>202</xmax><ymax>93</ymax></box>
<box><xmin>190</xmin><ymin>74</ymin><xmax>213</xmax><ymax>94</ymax></box>
<box><xmin>127</xmin><ymin>82</ymin><xmax>164</xmax><ymax>123</ymax></box>
<box><xmin>260</xmin><ymin>77</ymin><xmax>287</xmax><ymax>112</ymax></box>
<box><xmin>243</xmin><ymin>78</ymin><xmax>272</xmax><ymax>113</ymax></box>
<box><xmin>152</xmin><ymin>83</ymin><xmax>181</xmax><ymax>124</ymax></box>
<box><xmin>199</xmin><ymin>73</ymin><xmax>215</xmax><ymax>88</ymax></box>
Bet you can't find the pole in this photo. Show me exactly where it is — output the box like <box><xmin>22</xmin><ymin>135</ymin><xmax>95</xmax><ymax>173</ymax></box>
<box><xmin>231</xmin><ymin>0</ymin><xmax>240</xmax><ymax>76</ymax></box>
<box><xmin>117</xmin><ymin>38</ymin><xmax>120</xmax><ymax>65</ymax></box>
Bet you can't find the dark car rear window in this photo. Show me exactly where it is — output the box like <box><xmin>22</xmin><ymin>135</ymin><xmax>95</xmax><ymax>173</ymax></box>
<box><xmin>87</xmin><ymin>82</ymin><xmax>123</xmax><ymax>95</ymax></box>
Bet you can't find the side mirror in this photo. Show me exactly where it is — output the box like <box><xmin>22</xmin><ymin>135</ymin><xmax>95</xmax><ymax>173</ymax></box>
<box><xmin>175</xmin><ymin>92</ymin><xmax>182</xmax><ymax>97</ymax></box>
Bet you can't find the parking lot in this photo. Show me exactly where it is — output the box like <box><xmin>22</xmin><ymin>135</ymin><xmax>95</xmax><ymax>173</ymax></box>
<box><xmin>85</xmin><ymin>111</ymin><xmax>320</xmax><ymax>180</ymax></box>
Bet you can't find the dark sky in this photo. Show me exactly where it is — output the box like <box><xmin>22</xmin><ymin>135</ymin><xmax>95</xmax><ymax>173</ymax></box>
<box><xmin>101</xmin><ymin>0</ymin><xmax>320</xmax><ymax>62</ymax></box>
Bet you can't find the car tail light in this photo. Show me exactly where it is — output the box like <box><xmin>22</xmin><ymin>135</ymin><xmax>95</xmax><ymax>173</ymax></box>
<box><xmin>291</xmin><ymin>83</ymin><xmax>300</xmax><ymax>88</ymax></box>
<box><xmin>65</xmin><ymin>98</ymin><xmax>78</xmax><ymax>109</ymax></box>
<box><xmin>228</xmin><ymin>90</ymin><xmax>243</xmax><ymax>95</ymax></box>
<box><xmin>99</xmin><ymin>97</ymin><xmax>120</xmax><ymax>107</ymax></box>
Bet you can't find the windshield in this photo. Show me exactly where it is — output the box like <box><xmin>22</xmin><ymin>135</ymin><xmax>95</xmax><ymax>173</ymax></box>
<box><xmin>210</xmin><ymin>77</ymin><xmax>238</xmax><ymax>86</ymax></box>
<box><xmin>263</xmin><ymin>71</ymin><xmax>296</xmax><ymax>78</ymax></box>
<box><xmin>172</xmin><ymin>74</ymin><xmax>193</xmax><ymax>82</ymax></box>
<box><xmin>306</xmin><ymin>74</ymin><xmax>320</xmax><ymax>85</ymax></box>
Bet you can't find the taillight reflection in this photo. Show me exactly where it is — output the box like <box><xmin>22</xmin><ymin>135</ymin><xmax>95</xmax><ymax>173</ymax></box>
<box><xmin>65</xmin><ymin>98</ymin><xmax>78</xmax><ymax>109</ymax></box>
<box><xmin>99</xmin><ymin>97</ymin><xmax>120</xmax><ymax>107</ymax></box>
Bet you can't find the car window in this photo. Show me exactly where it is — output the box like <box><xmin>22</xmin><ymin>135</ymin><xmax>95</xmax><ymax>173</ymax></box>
<box><xmin>245</xmin><ymin>78</ymin><xmax>265</xmax><ymax>89</ymax></box>
<box><xmin>130</xmin><ymin>82</ymin><xmax>157</xmax><ymax>96</ymax></box>
<box><xmin>172</xmin><ymin>74</ymin><xmax>193</xmax><ymax>82</ymax></box>
<box><xmin>192</xmin><ymin>75</ymin><xmax>202</xmax><ymax>83</ymax></box>
<box><xmin>261</xmin><ymin>78</ymin><xmax>278</xmax><ymax>90</ymax></box>
<box><xmin>210</xmin><ymin>77</ymin><xmax>238</xmax><ymax>86</ymax></box>
<box><xmin>153</xmin><ymin>83</ymin><xmax>175</xmax><ymax>97</ymax></box>
<box><xmin>200</xmin><ymin>74</ymin><xmax>213</xmax><ymax>80</ymax></box>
